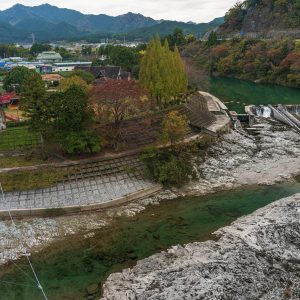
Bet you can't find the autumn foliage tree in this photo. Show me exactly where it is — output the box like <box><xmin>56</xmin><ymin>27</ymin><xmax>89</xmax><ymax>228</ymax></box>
<box><xmin>89</xmin><ymin>80</ymin><xmax>150</xmax><ymax>127</ymax></box>
<box><xmin>162</xmin><ymin>111</ymin><xmax>189</xmax><ymax>145</ymax></box>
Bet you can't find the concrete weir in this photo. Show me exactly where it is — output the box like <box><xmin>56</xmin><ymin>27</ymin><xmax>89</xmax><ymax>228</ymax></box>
<box><xmin>247</xmin><ymin>104</ymin><xmax>300</xmax><ymax>132</ymax></box>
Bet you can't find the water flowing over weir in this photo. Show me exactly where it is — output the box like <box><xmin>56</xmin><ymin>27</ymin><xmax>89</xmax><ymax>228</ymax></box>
<box><xmin>254</xmin><ymin>106</ymin><xmax>272</xmax><ymax>118</ymax></box>
<box><xmin>250</xmin><ymin>104</ymin><xmax>300</xmax><ymax>132</ymax></box>
<box><xmin>286</xmin><ymin>104</ymin><xmax>300</xmax><ymax>116</ymax></box>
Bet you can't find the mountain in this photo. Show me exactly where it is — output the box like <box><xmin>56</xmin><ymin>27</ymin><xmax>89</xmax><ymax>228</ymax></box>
<box><xmin>0</xmin><ymin>4</ymin><xmax>157</xmax><ymax>36</ymax></box>
<box><xmin>0</xmin><ymin>21</ymin><xmax>25</xmax><ymax>43</ymax></box>
<box><xmin>0</xmin><ymin>3</ymin><xmax>224</xmax><ymax>43</ymax></box>
<box><xmin>125</xmin><ymin>17</ymin><xmax>225</xmax><ymax>40</ymax></box>
<box><xmin>219</xmin><ymin>0</ymin><xmax>300</xmax><ymax>34</ymax></box>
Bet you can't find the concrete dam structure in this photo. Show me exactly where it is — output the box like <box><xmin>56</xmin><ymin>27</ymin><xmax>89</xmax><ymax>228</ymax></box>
<box><xmin>246</xmin><ymin>104</ymin><xmax>300</xmax><ymax>132</ymax></box>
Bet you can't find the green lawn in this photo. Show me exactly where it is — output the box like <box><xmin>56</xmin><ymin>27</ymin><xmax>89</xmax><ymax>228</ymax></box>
<box><xmin>0</xmin><ymin>126</ymin><xmax>41</xmax><ymax>151</ymax></box>
<box><xmin>0</xmin><ymin>167</ymin><xmax>71</xmax><ymax>192</ymax></box>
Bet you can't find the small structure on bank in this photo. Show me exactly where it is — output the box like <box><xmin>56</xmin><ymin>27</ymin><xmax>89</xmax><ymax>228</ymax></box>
<box><xmin>182</xmin><ymin>92</ymin><xmax>231</xmax><ymax>135</ymax></box>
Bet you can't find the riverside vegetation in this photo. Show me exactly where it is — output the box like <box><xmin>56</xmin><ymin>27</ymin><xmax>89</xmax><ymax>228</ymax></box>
<box><xmin>186</xmin><ymin>37</ymin><xmax>300</xmax><ymax>88</ymax></box>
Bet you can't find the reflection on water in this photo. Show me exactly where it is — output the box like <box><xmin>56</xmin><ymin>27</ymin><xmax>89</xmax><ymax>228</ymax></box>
<box><xmin>210</xmin><ymin>77</ymin><xmax>300</xmax><ymax>113</ymax></box>
<box><xmin>1</xmin><ymin>183</ymin><xmax>300</xmax><ymax>300</ymax></box>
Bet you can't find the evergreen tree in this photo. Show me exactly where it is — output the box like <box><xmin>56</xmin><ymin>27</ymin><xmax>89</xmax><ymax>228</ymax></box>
<box><xmin>139</xmin><ymin>37</ymin><xmax>188</xmax><ymax>106</ymax></box>
<box><xmin>21</xmin><ymin>72</ymin><xmax>48</xmax><ymax>132</ymax></box>
<box><xmin>3</xmin><ymin>66</ymin><xmax>35</xmax><ymax>93</ymax></box>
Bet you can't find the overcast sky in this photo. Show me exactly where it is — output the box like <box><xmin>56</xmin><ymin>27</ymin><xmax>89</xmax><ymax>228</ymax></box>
<box><xmin>0</xmin><ymin>0</ymin><xmax>237</xmax><ymax>22</ymax></box>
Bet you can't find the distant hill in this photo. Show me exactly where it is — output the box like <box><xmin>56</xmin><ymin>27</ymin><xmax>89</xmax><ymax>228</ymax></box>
<box><xmin>0</xmin><ymin>3</ymin><xmax>224</xmax><ymax>43</ymax></box>
<box><xmin>0</xmin><ymin>21</ymin><xmax>25</xmax><ymax>43</ymax></box>
<box><xmin>125</xmin><ymin>17</ymin><xmax>225</xmax><ymax>40</ymax></box>
<box><xmin>219</xmin><ymin>0</ymin><xmax>300</xmax><ymax>35</ymax></box>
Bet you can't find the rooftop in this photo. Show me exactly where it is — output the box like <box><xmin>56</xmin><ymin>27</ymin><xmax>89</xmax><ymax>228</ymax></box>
<box><xmin>37</xmin><ymin>51</ymin><xmax>62</xmax><ymax>60</ymax></box>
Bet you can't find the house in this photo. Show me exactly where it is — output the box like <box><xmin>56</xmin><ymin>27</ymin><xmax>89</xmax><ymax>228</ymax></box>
<box><xmin>36</xmin><ymin>65</ymin><xmax>53</xmax><ymax>74</ymax></box>
<box><xmin>37</xmin><ymin>51</ymin><xmax>63</xmax><ymax>63</ymax></box>
<box><xmin>52</xmin><ymin>62</ymin><xmax>92</xmax><ymax>73</ymax></box>
<box><xmin>0</xmin><ymin>92</ymin><xmax>19</xmax><ymax>106</ymax></box>
<box><xmin>41</xmin><ymin>74</ymin><xmax>63</xmax><ymax>88</ymax></box>
<box><xmin>75</xmin><ymin>66</ymin><xmax>131</xmax><ymax>83</ymax></box>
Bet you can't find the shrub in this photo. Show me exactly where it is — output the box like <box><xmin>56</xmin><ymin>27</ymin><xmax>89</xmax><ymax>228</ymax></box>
<box><xmin>62</xmin><ymin>131</ymin><xmax>102</xmax><ymax>154</ymax></box>
<box><xmin>141</xmin><ymin>145</ymin><xmax>196</xmax><ymax>187</ymax></box>
<box><xmin>141</xmin><ymin>136</ymin><xmax>216</xmax><ymax>187</ymax></box>
<box><xmin>162</xmin><ymin>111</ymin><xmax>189</xmax><ymax>145</ymax></box>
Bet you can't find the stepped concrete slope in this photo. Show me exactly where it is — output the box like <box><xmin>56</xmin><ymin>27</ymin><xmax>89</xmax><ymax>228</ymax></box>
<box><xmin>0</xmin><ymin>155</ymin><xmax>158</xmax><ymax>216</ymax></box>
<box><xmin>102</xmin><ymin>194</ymin><xmax>300</xmax><ymax>299</ymax></box>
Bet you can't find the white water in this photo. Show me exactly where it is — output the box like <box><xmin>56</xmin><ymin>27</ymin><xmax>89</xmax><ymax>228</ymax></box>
<box><xmin>255</xmin><ymin>106</ymin><xmax>272</xmax><ymax>118</ymax></box>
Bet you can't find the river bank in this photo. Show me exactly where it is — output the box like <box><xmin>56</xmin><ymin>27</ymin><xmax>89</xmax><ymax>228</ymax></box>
<box><xmin>0</xmin><ymin>116</ymin><xmax>299</xmax><ymax>267</ymax></box>
<box><xmin>102</xmin><ymin>192</ymin><xmax>300</xmax><ymax>299</ymax></box>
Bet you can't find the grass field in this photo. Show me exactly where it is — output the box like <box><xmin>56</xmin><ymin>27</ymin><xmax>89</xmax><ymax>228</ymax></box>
<box><xmin>0</xmin><ymin>167</ymin><xmax>70</xmax><ymax>192</ymax></box>
<box><xmin>0</xmin><ymin>156</ymin><xmax>44</xmax><ymax>168</ymax></box>
<box><xmin>0</xmin><ymin>126</ymin><xmax>41</xmax><ymax>151</ymax></box>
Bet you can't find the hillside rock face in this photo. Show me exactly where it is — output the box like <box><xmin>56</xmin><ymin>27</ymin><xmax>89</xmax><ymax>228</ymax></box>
<box><xmin>241</xmin><ymin>5</ymin><xmax>299</xmax><ymax>34</ymax></box>
<box><xmin>101</xmin><ymin>194</ymin><xmax>300</xmax><ymax>299</ymax></box>
<box><xmin>220</xmin><ymin>0</ymin><xmax>300</xmax><ymax>35</ymax></box>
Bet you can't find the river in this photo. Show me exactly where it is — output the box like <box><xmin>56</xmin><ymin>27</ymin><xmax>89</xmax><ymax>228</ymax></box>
<box><xmin>210</xmin><ymin>77</ymin><xmax>300</xmax><ymax>113</ymax></box>
<box><xmin>1</xmin><ymin>182</ymin><xmax>300</xmax><ymax>300</ymax></box>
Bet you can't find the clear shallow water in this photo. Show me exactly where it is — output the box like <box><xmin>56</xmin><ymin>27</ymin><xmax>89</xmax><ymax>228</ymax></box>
<box><xmin>1</xmin><ymin>183</ymin><xmax>300</xmax><ymax>300</ymax></box>
<box><xmin>210</xmin><ymin>77</ymin><xmax>300</xmax><ymax>113</ymax></box>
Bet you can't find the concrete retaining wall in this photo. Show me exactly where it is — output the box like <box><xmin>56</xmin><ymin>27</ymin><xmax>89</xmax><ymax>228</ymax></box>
<box><xmin>0</xmin><ymin>185</ymin><xmax>162</xmax><ymax>218</ymax></box>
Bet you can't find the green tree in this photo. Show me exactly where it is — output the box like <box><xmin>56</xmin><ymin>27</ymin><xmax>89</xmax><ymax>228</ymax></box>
<box><xmin>139</xmin><ymin>37</ymin><xmax>188</xmax><ymax>106</ymax></box>
<box><xmin>59</xmin><ymin>76</ymin><xmax>90</xmax><ymax>94</ymax></box>
<box><xmin>62</xmin><ymin>131</ymin><xmax>101</xmax><ymax>154</ymax></box>
<box><xmin>3</xmin><ymin>67</ymin><xmax>35</xmax><ymax>93</ymax></box>
<box><xmin>166</xmin><ymin>28</ymin><xmax>186</xmax><ymax>47</ymax></box>
<box><xmin>20</xmin><ymin>72</ymin><xmax>48</xmax><ymax>131</ymax></box>
<box><xmin>65</xmin><ymin>69</ymin><xmax>95</xmax><ymax>84</ymax></box>
<box><xmin>55</xmin><ymin>47</ymin><xmax>78</xmax><ymax>60</ymax></box>
<box><xmin>30</xmin><ymin>43</ymin><xmax>52</xmax><ymax>56</ymax></box>
<box><xmin>81</xmin><ymin>46</ymin><xmax>92</xmax><ymax>56</ymax></box>
<box><xmin>51</xmin><ymin>85</ymin><xmax>93</xmax><ymax>133</ymax></box>
<box><xmin>206</xmin><ymin>31</ymin><xmax>218</xmax><ymax>47</ymax></box>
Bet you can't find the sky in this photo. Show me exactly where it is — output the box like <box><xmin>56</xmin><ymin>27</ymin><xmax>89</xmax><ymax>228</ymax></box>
<box><xmin>0</xmin><ymin>0</ymin><xmax>237</xmax><ymax>22</ymax></box>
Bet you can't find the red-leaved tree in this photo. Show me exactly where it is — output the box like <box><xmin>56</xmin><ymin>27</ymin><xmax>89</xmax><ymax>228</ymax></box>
<box><xmin>89</xmin><ymin>80</ymin><xmax>150</xmax><ymax>127</ymax></box>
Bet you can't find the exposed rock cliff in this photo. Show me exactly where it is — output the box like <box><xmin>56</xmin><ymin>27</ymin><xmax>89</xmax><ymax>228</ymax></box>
<box><xmin>102</xmin><ymin>193</ymin><xmax>300</xmax><ymax>299</ymax></box>
<box><xmin>220</xmin><ymin>0</ymin><xmax>300</xmax><ymax>36</ymax></box>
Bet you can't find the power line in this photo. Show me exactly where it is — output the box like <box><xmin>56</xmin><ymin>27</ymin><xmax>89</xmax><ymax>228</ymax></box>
<box><xmin>0</xmin><ymin>183</ymin><xmax>48</xmax><ymax>300</ymax></box>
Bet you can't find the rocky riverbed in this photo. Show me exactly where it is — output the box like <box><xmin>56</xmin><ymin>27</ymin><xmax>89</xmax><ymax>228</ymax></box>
<box><xmin>0</xmin><ymin>117</ymin><xmax>300</xmax><ymax>267</ymax></box>
<box><xmin>101</xmin><ymin>193</ymin><xmax>300</xmax><ymax>300</ymax></box>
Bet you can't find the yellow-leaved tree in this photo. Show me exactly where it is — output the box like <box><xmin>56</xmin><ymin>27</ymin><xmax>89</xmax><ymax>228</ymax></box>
<box><xmin>139</xmin><ymin>37</ymin><xmax>188</xmax><ymax>106</ymax></box>
<box><xmin>162</xmin><ymin>110</ymin><xmax>189</xmax><ymax>145</ymax></box>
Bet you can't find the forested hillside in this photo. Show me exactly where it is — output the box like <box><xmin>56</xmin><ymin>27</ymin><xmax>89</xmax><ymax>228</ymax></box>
<box><xmin>220</xmin><ymin>0</ymin><xmax>300</xmax><ymax>33</ymax></box>
<box><xmin>184</xmin><ymin>38</ymin><xmax>300</xmax><ymax>88</ymax></box>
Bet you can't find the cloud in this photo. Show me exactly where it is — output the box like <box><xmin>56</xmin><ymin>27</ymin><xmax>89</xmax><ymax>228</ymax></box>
<box><xmin>0</xmin><ymin>0</ymin><xmax>237</xmax><ymax>22</ymax></box>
